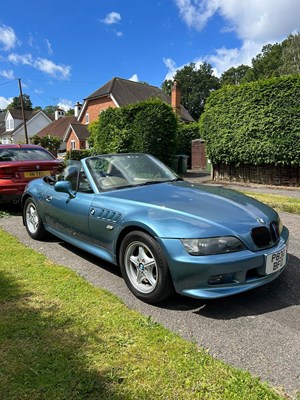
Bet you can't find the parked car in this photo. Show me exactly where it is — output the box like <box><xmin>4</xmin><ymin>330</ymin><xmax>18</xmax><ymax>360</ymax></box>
<box><xmin>22</xmin><ymin>153</ymin><xmax>289</xmax><ymax>304</ymax></box>
<box><xmin>0</xmin><ymin>144</ymin><xmax>63</xmax><ymax>204</ymax></box>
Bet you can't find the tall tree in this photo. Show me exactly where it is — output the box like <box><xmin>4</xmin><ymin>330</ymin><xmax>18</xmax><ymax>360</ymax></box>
<box><xmin>162</xmin><ymin>62</ymin><xmax>220</xmax><ymax>121</ymax></box>
<box><xmin>279</xmin><ymin>33</ymin><xmax>300</xmax><ymax>75</ymax></box>
<box><xmin>7</xmin><ymin>94</ymin><xmax>33</xmax><ymax>110</ymax></box>
<box><xmin>220</xmin><ymin>65</ymin><xmax>251</xmax><ymax>86</ymax></box>
<box><xmin>43</xmin><ymin>105</ymin><xmax>57</xmax><ymax>114</ymax></box>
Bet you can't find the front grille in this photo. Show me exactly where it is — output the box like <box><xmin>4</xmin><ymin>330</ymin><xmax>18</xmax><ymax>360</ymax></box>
<box><xmin>251</xmin><ymin>222</ymin><xmax>280</xmax><ymax>248</ymax></box>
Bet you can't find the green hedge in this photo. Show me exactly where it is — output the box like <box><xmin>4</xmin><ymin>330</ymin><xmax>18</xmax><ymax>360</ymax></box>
<box><xmin>89</xmin><ymin>99</ymin><xmax>178</xmax><ymax>166</ymax></box>
<box><xmin>65</xmin><ymin>149</ymin><xmax>96</xmax><ymax>161</ymax></box>
<box><xmin>199</xmin><ymin>75</ymin><xmax>300</xmax><ymax>166</ymax></box>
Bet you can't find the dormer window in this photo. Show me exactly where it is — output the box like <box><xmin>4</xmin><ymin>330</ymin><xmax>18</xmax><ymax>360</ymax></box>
<box><xmin>6</xmin><ymin>118</ymin><xmax>14</xmax><ymax>131</ymax></box>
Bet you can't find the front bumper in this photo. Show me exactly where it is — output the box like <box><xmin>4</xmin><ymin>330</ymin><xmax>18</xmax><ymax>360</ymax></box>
<box><xmin>158</xmin><ymin>226</ymin><xmax>289</xmax><ymax>299</ymax></box>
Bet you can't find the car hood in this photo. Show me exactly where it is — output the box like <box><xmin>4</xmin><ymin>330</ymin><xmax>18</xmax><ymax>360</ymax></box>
<box><xmin>103</xmin><ymin>181</ymin><xmax>279</xmax><ymax>240</ymax></box>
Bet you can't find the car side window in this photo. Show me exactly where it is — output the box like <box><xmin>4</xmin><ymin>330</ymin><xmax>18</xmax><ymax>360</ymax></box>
<box><xmin>78</xmin><ymin>170</ymin><xmax>93</xmax><ymax>193</ymax></box>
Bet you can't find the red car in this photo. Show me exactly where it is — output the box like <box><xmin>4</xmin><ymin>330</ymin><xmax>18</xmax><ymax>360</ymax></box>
<box><xmin>0</xmin><ymin>144</ymin><xmax>63</xmax><ymax>204</ymax></box>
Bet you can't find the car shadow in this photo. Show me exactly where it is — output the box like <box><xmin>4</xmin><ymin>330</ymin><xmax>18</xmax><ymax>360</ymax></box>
<box><xmin>0</xmin><ymin>203</ymin><xmax>22</xmax><ymax>216</ymax></box>
<box><xmin>58</xmin><ymin>241</ymin><xmax>122</xmax><ymax>278</ymax></box>
<box><xmin>160</xmin><ymin>254</ymin><xmax>300</xmax><ymax>319</ymax></box>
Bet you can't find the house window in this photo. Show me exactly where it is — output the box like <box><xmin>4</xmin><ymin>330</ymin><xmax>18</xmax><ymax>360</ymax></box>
<box><xmin>71</xmin><ymin>140</ymin><xmax>76</xmax><ymax>150</ymax></box>
<box><xmin>85</xmin><ymin>113</ymin><xmax>89</xmax><ymax>124</ymax></box>
<box><xmin>6</xmin><ymin>118</ymin><xmax>14</xmax><ymax>131</ymax></box>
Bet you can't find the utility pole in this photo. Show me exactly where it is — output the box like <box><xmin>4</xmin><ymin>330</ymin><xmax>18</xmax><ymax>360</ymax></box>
<box><xmin>18</xmin><ymin>78</ymin><xmax>29</xmax><ymax>144</ymax></box>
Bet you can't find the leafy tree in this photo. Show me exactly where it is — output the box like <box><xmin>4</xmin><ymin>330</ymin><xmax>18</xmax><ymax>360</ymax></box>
<box><xmin>162</xmin><ymin>62</ymin><xmax>220</xmax><ymax>121</ymax></box>
<box><xmin>220</xmin><ymin>65</ymin><xmax>251</xmax><ymax>86</ymax></box>
<box><xmin>221</xmin><ymin>33</ymin><xmax>300</xmax><ymax>85</ymax></box>
<box><xmin>43</xmin><ymin>105</ymin><xmax>57</xmax><ymax>114</ymax></box>
<box><xmin>279</xmin><ymin>33</ymin><xmax>300</xmax><ymax>75</ymax></box>
<box><xmin>244</xmin><ymin>43</ymin><xmax>284</xmax><ymax>82</ymax></box>
<box><xmin>30</xmin><ymin>135</ymin><xmax>61</xmax><ymax>155</ymax></box>
<box><xmin>66</xmin><ymin>108</ymin><xmax>74</xmax><ymax>116</ymax></box>
<box><xmin>7</xmin><ymin>94</ymin><xmax>33</xmax><ymax>110</ymax></box>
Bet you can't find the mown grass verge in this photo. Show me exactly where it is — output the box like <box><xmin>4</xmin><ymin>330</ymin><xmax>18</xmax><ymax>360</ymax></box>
<box><xmin>0</xmin><ymin>228</ymin><xmax>288</xmax><ymax>400</ymax></box>
<box><xmin>241</xmin><ymin>192</ymin><xmax>300</xmax><ymax>215</ymax></box>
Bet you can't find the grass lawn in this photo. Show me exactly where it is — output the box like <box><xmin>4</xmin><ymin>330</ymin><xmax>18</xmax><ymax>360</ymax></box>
<box><xmin>0</xmin><ymin>227</ymin><xmax>288</xmax><ymax>400</ymax></box>
<box><xmin>242</xmin><ymin>192</ymin><xmax>300</xmax><ymax>215</ymax></box>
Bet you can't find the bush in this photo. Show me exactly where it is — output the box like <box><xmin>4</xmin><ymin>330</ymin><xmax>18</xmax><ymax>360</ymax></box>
<box><xmin>65</xmin><ymin>149</ymin><xmax>96</xmax><ymax>161</ymax></box>
<box><xmin>30</xmin><ymin>135</ymin><xmax>61</xmax><ymax>156</ymax></box>
<box><xmin>199</xmin><ymin>75</ymin><xmax>300</xmax><ymax>166</ymax></box>
<box><xmin>89</xmin><ymin>99</ymin><xmax>178</xmax><ymax>166</ymax></box>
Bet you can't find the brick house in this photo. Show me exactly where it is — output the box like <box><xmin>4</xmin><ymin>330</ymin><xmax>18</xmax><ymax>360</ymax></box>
<box><xmin>63</xmin><ymin>77</ymin><xmax>194</xmax><ymax>151</ymax></box>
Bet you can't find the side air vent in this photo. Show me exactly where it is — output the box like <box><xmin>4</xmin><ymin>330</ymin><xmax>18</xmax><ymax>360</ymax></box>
<box><xmin>97</xmin><ymin>208</ymin><xmax>122</xmax><ymax>222</ymax></box>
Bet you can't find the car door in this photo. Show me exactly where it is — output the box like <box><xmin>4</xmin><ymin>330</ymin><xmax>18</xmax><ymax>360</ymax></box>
<box><xmin>43</xmin><ymin>165</ymin><xmax>94</xmax><ymax>244</ymax></box>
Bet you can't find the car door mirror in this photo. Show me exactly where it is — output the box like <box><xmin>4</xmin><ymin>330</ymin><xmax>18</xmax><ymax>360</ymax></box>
<box><xmin>54</xmin><ymin>180</ymin><xmax>76</xmax><ymax>200</ymax></box>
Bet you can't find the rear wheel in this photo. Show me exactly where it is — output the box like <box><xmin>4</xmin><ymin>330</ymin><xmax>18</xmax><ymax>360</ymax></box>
<box><xmin>119</xmin><ymin>231</ymin><xmax>174</xmax><ymax>303</ymax></box>
<box><xmin>23</xmin><ymin>198</ymin><xmax>48</xmax><ymax>240</ymax></box>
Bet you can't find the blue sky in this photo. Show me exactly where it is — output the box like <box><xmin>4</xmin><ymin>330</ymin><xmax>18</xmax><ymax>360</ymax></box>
<box><xmin>0</xmin><ymin>0</ymin><xmax>299</xmax><ymax>111</ymax></box>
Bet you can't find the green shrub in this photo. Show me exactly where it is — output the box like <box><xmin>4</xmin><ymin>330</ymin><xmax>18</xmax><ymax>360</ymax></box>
<box><xmin>199</xmin><ymin>75</ymin><xmax>300</xmax><ymax>166</ymax></box>
<box><xmin>65</xmin><ymin>149</ymin><xmax>96</xmax><ymax>161</ymax></box>
<box><xmin>89</xmin><ymin>99</ymin><xmax>178</xmax><ymax>166</ymax></box>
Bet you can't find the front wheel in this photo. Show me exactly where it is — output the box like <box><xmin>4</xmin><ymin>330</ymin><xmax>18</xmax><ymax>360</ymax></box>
<box><xmin>119</xmin><ymin>231</ymin><xmax>174</xmax><ymax>304</ymax></box>
<box><xmin>23</xmin><ymin>198</ymin><xmax>48</xmax><ymax>240</ymax></box>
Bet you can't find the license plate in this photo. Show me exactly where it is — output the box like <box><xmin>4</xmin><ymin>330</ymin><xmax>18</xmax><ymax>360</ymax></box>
<box><xmin>24</xmin><ymin>170</ymin><xmax>51</xmax><ymax>178</ymax></box>
<box><xmin>265</xmin><ymin>246</ymin><xmax>287</xmax><ymax>274</ymax></box>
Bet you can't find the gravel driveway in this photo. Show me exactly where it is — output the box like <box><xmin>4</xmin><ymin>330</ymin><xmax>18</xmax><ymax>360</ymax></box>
<box><xmin>0</xmin><ymin>198</ymin><xmax>299</xmax><ymax>398</ymax></box>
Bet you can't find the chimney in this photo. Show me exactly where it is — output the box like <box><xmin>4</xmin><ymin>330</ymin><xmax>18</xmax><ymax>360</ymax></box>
<box><xmin>55</xmin><ymin>108</ymin><xmax>65</xmax><ymax>120</ymax></box>
<box><xmin>171</xmin><ymin>80</ymin><xmax>181</xmax><ymax>116</ymax></box>
<box><xmin>74</xmin><ymin>102</ymin><xmax>82</xmax><ymax>118</ymax></box>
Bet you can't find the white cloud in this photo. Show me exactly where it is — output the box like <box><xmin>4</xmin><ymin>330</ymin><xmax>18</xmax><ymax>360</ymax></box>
<box><xmin>175</xmin><ymin>0</ymin><xmax>300</xmax><ymax>42</ymax></box>
<box><xmin>174</xmin><ymin>0</ymin><xmax>219</xmax><ymax>31</ymax></box>
<box><xmin>8</xmin><ymin>53</ymin><xmax>33</xmax><ymax>65</ymax></box>
<box><xmin>129</xmin><ymin>74</ymin><xmax>139</xmax><ymax>82</ymax></box>
<box><xmin>163</xmin><ymin>58</ymin><xmax>179</xmax><ymax>80</ymax></box>
<box><xmin>171</xmin><ymin>0</ymin><xmax>300</xmax><ymax>79</ymax></box>
<box><xmin>0</xmin><ymin>25</ymin><xmax>17</xmax><ymax>51</ymax></box>
<box><xmin>34</xmin><ymin>58</ymin><xmax>71</xmax><ymax>79</ymax></box>
<box><xmin>45</xmin><ymin>39</ymin><xmax>53</xmax><ymax>55</ymax></box>
<box><xmin>57</xmin><ymin>99</ymin><xmax>74</xmax><ymax>111</ymax></box>
<box><xmin>8</xmin><ymin>52</ymin><xmax>71</xmax><ymax>79</ymax></box>
<box><xmin>0</xmin><ymin>96</ymin><xmax>13</xmax><ymax>109</ymax></box>
<box><xmin>206</xmin><ymin>40</ymin><xmax>262</xmax><ymax>76</ymax></box>
<box><xmin>0</xmin><ymin>69</ymin><xmax>15</xmax><ymax>80</ymax></box>
<box><xmin>173</xmin><ymin>0</ymin><xmax>300</xmax><ymax>75</ymax></box>
<box><xmin>101</xmin><ymin>12</ymin><xmax>121</xmax><ymax>25</ymax></box>
<box><xmin>216</xmin><ymin>0</ymin><xmax>300</xmax><ymax>43</ymax></box>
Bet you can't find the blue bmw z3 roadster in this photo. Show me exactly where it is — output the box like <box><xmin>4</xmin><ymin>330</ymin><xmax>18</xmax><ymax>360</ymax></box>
<box><xmin>22</xmin><ymin>153</ymin><xmax>289</xmax><ymax>304</ymax></box>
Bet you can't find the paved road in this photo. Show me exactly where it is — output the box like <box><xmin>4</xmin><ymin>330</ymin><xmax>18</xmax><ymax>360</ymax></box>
<box><xmin>0</xmin><ymin>196</ymin><xmax>299</xmax><ymax>398</ymax></box>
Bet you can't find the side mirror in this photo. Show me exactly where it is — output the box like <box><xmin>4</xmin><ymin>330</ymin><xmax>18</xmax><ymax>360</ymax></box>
<box><xmin>54</xmin><ymin>180</ymin><xmax>76</xmax><ymax>201</ymax></box>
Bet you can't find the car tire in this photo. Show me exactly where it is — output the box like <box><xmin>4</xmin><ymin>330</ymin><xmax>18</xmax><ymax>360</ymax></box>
<box><xmin>23</xmin><ymin>198</ymin><xmax>48</xmax><ymax>240</ymax></box>
<box><xmin>119</xmin><ymin>231</ymin><xmax>174</xmax><ymax>304</ymax></box>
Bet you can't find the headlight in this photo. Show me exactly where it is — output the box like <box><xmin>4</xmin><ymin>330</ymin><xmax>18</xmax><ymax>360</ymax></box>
<box><xmin>181</xmin><ymin>236</ymin><xmax>246</xmax><ymax>256</ymax></box>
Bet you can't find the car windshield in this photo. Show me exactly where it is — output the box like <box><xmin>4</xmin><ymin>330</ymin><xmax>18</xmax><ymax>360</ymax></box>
<box><xmin>0</xmin><ymin>148</ymin><xmax>55</xmax><ymax>162</ymax></box>
<box><xmin>85</xmin><ymin>153</ymin><xmax>178</xmax><ymax>191</ymax></box>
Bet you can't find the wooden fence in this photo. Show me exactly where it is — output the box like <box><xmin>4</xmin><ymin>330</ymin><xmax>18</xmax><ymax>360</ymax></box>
<box><xmin>212</xmin><ymin>164</ymin><xmax>300</xmax><ymax>186</ymax></box>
